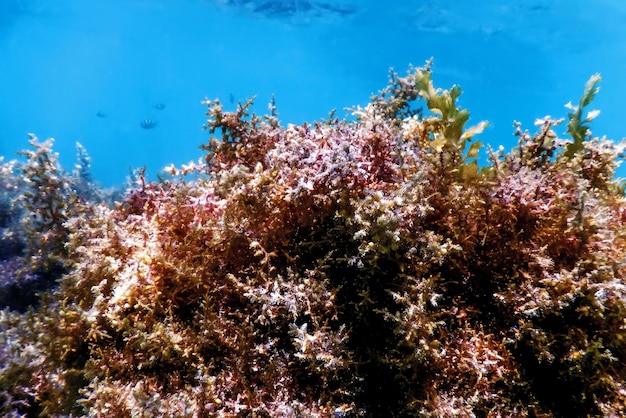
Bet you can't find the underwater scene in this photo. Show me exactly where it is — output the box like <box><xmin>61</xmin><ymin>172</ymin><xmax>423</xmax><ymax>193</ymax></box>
<box><xmin>2</xmin><ymin>0</ymin><xmax>626</xmax><ymax>416</ymax></box>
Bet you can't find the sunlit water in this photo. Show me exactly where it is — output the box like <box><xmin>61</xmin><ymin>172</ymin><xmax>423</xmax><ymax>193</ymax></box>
<box><xmin>1</xmin><ymin>0</ymin><xmax>625</xmax><ymax>186</ymax></box>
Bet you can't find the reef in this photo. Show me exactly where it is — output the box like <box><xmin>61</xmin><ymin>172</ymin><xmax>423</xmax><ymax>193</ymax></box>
<box><xmin>1</xmin><ymin>62</ymin><xmax>625</xmax><ymax>417</ymax></box>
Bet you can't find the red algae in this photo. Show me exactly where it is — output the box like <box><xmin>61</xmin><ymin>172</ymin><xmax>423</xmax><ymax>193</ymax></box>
<box><xmin>1</xmin><ymin>63</ymin><xmax>625</xmax><ymax>417</ymax></box>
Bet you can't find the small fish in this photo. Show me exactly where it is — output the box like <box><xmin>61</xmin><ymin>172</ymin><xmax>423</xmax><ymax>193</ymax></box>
<box><xmin>229</xmin><ymin>93</ymin><xmax>235</xmax><ymax>104</ymax></box>
<box><xmin>95</xmin><ymin>110</ymin><xmax>107</xmax><ymax>118</ymax></box>
<box><xmin>140</xmin><ymin>119</ymin><xmax>158</xmax><ymax>129</ymax></box>
<box><xmin>154</xmin><ymin>103</ymin><xmax>166</xmax><ymax>110</ymax></box>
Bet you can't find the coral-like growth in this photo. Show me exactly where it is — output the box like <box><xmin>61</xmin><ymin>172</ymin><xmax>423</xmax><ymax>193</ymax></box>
<box><xmin>0</xmin><ymin>140</ymin><xmax>115</xmax><ymax>312</ymax></box>
<box><xmin>16</xmin><ymin>136</ymin><xmax>81</xmax><ymax>271</ymax></box>
<box><xmin>1</xmin><ymin>63</ymin><xmax>626</xmax><ymax>417</ymax></box>
<box><xmin>0</xmin><ymin>157</ymin><xmax>24</xmax><ymax>258</ymax></box>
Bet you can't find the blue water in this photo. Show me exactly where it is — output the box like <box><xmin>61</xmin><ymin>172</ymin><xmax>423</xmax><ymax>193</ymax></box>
<box><xmin>1</xmin><ymin>0</ymin><xmax>625</xmax><ymax>186</ymax></box>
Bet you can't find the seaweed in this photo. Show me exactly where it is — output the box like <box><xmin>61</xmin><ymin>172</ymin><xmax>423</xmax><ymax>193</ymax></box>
<box><xmin>0</xmin><ymin>62</ymin><xmax>625</xmax><ymax>417</ymax></box>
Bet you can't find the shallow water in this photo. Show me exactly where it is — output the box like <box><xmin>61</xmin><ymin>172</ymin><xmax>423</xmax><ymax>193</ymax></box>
<box><xmin>0</xmin><ymin>0</ymin><xmax>624</xmax><ymax>186</ymax></box>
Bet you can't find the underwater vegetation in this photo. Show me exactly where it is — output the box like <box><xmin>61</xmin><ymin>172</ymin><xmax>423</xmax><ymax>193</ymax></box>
<box><xmin>1</xmin><ymin>61</ymin><xmax>626</xmax><ymax>417</ymax></box>
<box><xmin>0</xmin><ymin>140</ymin><xmax>120</xmax><ymax>312</ymax></box>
